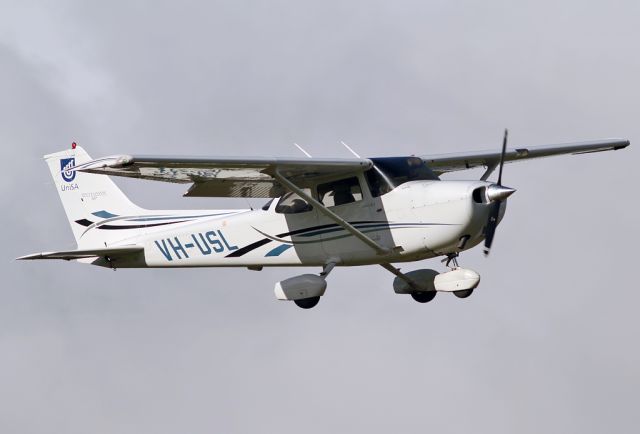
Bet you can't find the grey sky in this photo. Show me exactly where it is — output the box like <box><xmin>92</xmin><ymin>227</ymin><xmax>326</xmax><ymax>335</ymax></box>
<box><xmin>1</xmin><ymin>1</ymin><xmax>639</xmax><ymax>433</ymax></box>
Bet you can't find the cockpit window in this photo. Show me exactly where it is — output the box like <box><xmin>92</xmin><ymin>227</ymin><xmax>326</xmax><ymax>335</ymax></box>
<box><xmin>275</xmin><ymin>190</ymin><xmax>313</xmax><ymax>214</ymax></box>
<box><xmin>317</xmin><ymin>177</ymin><xmax>363</xmax><ymax>207</ymax></box>
<box><xmin>366</xmin><ymin>156</ymin><xmax>439</xmax><ymax>197</ymax></box>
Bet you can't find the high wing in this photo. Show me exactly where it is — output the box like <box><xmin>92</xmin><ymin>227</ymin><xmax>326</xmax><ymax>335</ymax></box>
<box><xmin>70</xmin><ymin>138</ymin><xmax>628</xmax><ymax>198</ymax></box>
<box><xmin>422</xmin><ymin>138</ymin><xmax>629</xmax><ymax>176</ymax></box>
<box><xmin>71</xmin><ymin>155</ymin><xmax>372</xmax><ymax>198</ymax></box>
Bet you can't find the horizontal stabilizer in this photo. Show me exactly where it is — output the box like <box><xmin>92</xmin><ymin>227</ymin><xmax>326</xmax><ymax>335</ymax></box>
<box><xmin>17</xmin><ymin>245</ymin><xmax>143</xmax><ymax>261</ymax></box>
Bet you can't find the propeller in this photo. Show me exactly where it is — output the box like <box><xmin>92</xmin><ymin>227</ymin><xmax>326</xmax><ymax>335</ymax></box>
<box><xmin>483</xmin><ymin>129</ymin><xmax>516</xmax><ymax>256</ymax></box>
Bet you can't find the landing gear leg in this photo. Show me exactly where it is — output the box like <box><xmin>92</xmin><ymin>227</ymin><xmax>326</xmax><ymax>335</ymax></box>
<box><xmin>442</xmin><ymin>253</ymin><xmax>459</xmax><ymax>270</ymax></box>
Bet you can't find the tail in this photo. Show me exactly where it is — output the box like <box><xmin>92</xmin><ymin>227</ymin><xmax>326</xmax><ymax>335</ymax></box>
<box><xmin>44</xmin><ymin>145</ymin><xmax>144</xmax><ymax>245</ymax></box>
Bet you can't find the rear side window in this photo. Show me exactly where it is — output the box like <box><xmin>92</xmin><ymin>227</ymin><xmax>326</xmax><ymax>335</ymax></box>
<box><xmin>317</xmin><ymin>177</ymin><xmax>363</xmax><ymax>207</ymax></box>
<box><xmin>275</xmin><ymin>190</ymin><xmax>313</xmax><ymax>214</ymax></box>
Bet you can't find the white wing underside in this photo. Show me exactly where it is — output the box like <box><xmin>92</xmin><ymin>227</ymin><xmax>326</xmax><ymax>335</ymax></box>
<box><xmin>70</xmin><ymin>139</ymin><xmax>629</xmax><ymax>198</ymax></box>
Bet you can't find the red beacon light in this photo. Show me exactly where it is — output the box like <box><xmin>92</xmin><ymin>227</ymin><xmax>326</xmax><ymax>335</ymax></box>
<box><xmin>71</xmin><ymin>142</ymin><xmax>77</xmax><ymax>149</ymax></box>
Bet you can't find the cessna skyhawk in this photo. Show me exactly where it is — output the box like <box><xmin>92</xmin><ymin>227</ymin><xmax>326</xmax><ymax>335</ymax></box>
<box><xmin>18</xmin><ymin>133</ymin><xmax>629</xmax><ymax>308</ymax></box>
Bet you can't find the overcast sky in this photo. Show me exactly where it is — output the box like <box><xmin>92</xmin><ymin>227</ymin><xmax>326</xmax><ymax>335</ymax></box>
<box><xmin>1</xmin><ymin>1</ymin><xmax>639</xmax><ymax>433</ymax></box>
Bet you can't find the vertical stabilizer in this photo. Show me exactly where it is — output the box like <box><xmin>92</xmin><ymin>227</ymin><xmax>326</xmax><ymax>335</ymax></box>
<box><xmin>44</xmin><ymin>145</ymin><xmax>144</xmax><ymax>245</ymax></box>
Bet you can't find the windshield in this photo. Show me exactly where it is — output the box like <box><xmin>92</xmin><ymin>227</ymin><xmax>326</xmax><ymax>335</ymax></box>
<box><xmin>366</xmin><ymin>157</ymin><xmax>439</xmax><ymax>197</ymax></box>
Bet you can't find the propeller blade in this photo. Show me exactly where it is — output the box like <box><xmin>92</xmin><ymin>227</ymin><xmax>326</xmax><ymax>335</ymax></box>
<box><xmin>483</xmin><ymin>129</ymin><xmax>512</xmax><ymax>256</ymax></box>
<box><xmin>497</xmin><ymin>128</ymin><xmax>508</xmax><ymax>186</ymax></box>
<box><xmin>483</xmin><ymin>201</ymin><xmax>501</xmax><ymax>256</ymax></box>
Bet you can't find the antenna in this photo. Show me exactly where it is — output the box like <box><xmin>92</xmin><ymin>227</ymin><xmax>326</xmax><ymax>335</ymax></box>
<box><xmin>340</xmin><ymin>140</ymin><xmax>361</xmax><ymax>158</ymax></box>
<box><xmin>293</xmin><ymin>143</ymin><xmax>312</xmax><ymax>158</ymax></box>
<box><xmin>242</xmin><ymin>197</ymin><xmax>254</xmax><ymax>211</ymax></box>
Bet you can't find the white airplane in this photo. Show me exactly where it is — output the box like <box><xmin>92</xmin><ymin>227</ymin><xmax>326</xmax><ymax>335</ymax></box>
<box><xmin>19</xmin><ymin>133</ymin><xmax>629</xmax><ymax>308</ymax></box>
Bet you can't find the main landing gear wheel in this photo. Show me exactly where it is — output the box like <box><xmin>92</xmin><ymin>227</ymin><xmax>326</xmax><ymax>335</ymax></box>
<box><xmin>453</xmin><ymin>289</ymin><xmax>474</xmax><ymax>299</ymax></box>
<box><xmin>294</xmin><ymin>296</ymin><xmax>321</xmax><ymax>309</ymax></box>
<box><xmin>411</xmin><ymin>291</ymin><xmax>437</xmax><ymax>303</ymax></box>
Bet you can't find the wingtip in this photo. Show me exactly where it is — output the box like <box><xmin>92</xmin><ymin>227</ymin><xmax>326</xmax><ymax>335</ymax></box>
<box><xmin>616</xmin><ymin>139</ymin><xmax>631</xmax><ymax>149</ymax></box>
<box><xmin>15</xmin><ymin>253</ymin><xmax>42</xmax><ymax>260</ymax></box>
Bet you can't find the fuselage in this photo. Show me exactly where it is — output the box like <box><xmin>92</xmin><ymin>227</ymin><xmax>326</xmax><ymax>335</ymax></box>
<box><xmin>85</xmin><ymin>179</ymin><xmax>504</xmax><ymax>269</ymax></box>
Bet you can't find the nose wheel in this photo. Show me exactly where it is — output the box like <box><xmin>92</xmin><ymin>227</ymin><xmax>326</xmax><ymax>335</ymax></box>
<box><xmin>442</xmin><ymin>253</ymin><xmax>476</xmax><ymax>299</ymax></box>
<box><xmin>453</xmin><ymin>289</ymin><xmax>474</xmax><ymax>298</ymax></box>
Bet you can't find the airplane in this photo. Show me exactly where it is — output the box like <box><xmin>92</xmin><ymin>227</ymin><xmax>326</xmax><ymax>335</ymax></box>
<box><xmin>18</xmin><ymin>132</ymin><xmax>630</xmax><ymax>308</ymax></box>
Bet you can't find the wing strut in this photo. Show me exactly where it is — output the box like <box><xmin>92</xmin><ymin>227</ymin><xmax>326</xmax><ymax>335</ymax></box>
<box><xmin>480</xmin><ymin>161</ymin><xmax>498</xmax><ymax>181</ymax></box>
<box><xmin>273</xmin><ymin>170</ymin><xmax>390</xmax><ymax>255</ymax></box>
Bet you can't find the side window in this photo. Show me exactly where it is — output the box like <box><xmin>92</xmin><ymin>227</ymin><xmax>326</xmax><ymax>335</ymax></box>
<box><xmin>275</xmin><ymin>190</ymin><xmax>313</xmax><ymax>214</ymax></box>
<box><xmin>317</xmin><ymin>177</ymin><xmax>363</xmax><ymax>207</ymax></box>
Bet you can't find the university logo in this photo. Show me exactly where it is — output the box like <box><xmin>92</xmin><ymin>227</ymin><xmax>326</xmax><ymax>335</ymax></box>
<box><xmin>60</xmin><ymin>158</ymin><xmax>76</xmax><ymax>182</ymax></box>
